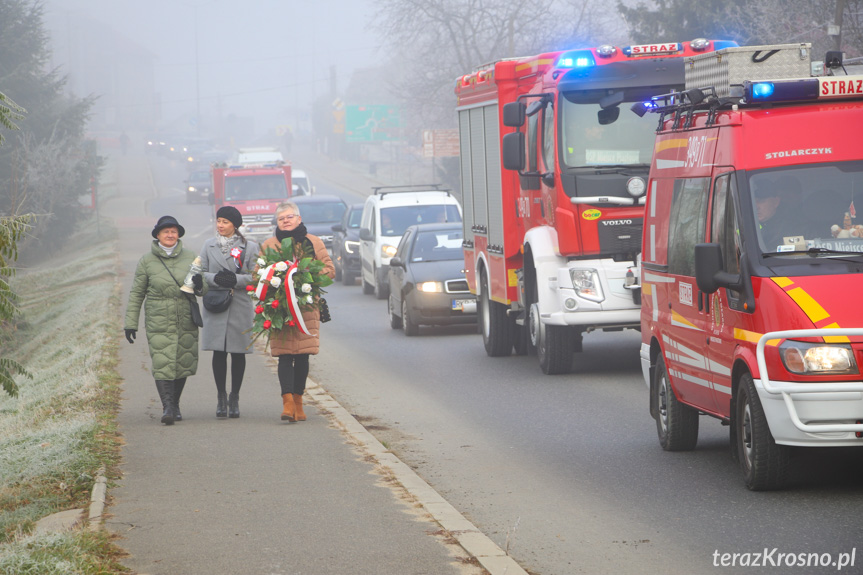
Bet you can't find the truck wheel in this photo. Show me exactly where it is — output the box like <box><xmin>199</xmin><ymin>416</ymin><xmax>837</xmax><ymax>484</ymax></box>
<box><xmin>736</xmin><ymin>373</ymin><xmax>790</xmax><ymax>490</ymax></box>
<box><xmin>654</xmin><ymin>355</ymin><xmax>699</xmax><ymax>451</ymax></box>
<box><xmin>529</xmin><ymin>303</ymin><xmax>574</xmax><ymax>375</ymax></box>
<box><xmin>362</xmin><ymin>274</ymin><xmax>374</xmax><ymax>295</ymax></box>
<box><xmin>402</xmin><ymin>299</ymin><xmax>418</xmax><ymax>336</ymax></box>
<box><xmin>342</xmin><ymin>271</ymin><xmax>355</xmax><ymax>286</ymax></box>
<box><xmin>388</xmin><ymin>295</ymin><xmax>402</xmax><ymax>329</ymax></box>
<box><xmin>374</xmin><ymin>268</ymin><xmax>389</xmax><ymax>300</ymax></box>
<box><xmin>479</xmin><ymin>273</ymin><xmax>511</xmax><ymax>357</ymax></box>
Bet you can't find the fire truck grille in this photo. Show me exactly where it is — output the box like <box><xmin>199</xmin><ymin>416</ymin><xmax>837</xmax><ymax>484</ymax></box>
<box><xmin>596</xmin><ymin>219</ymin><xmax>643</xmax><ymax>258</ymax></box>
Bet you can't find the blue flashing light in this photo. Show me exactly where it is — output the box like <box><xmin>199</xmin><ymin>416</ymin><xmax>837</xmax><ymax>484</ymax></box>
<box><xmin>751</xmin><ymin>82</ymin><xmax>775</xmax><ymax>99</ymax></box>
<box><xmin>712</xmin><ymin>40</ymin><xmax>740</xmax><ymax>50</ymax></box>
<box><xmin>557</xmin><ymin>50</ymin><xmax>595</xmax><ymax>69</ymax></box>
<box><xmin>744</xmin><ymin>78</ymin><xmax>820</xmax><ymax>103</ymax></box>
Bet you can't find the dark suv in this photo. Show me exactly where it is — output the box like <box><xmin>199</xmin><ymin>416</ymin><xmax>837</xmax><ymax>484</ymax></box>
<box><xmin>184</xmin><ymin>170</ymin><xmax>211</xmax><ymax>204</ymax></box>
<box><xmin>332</xmin><ymin>203</ymin><xmax>363</xmax><ymax>285</ymax></box>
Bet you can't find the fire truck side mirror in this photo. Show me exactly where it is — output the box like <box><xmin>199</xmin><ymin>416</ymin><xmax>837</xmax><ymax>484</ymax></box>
<box><xmin>695</xmin><ymin>243</ymin><xmax>742</xmax><ymax>294</ymax></box>
<box><xmin>695</xmin><ymin>243</ymin><xmax>722</xmax><ymax>293</ymax></box>
<box><xmin>502</xmin><ymin>102</ymin><xmax>525</xmax><ymax>127</ymax></box>
<box><xmin>207</xmin><ymin>192</ymin><xmax>215</xmax><ymax>206</ymax></box>
<box><xmin>501</xmin><ymin>132</ymin><xmax>525</xmax><ymax>172</ymax></box>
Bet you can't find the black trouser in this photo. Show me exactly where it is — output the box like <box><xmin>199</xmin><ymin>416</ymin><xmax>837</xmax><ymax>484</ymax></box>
<box><xmin>278</xmin><ymin>354</ymin><xmax>309</xmax><ymax>396</ymax></box>
<box><xmin>212</xmin><ymin>351</ymin><xmax>246</xmax><ymax>396</ymax></box>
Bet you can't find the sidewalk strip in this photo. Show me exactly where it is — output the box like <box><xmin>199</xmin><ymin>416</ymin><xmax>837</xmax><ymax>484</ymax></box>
<box><xmin>305</xmin><ymin>379</ymin><xmax>529</xmax><ymax>575</ymax></box>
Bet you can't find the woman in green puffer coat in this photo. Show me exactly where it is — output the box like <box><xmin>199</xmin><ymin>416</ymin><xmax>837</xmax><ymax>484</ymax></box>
<box><xmin>124</xmin><ymin>216</ymin><xmax>204</xmax><ymax>425</ymax></box>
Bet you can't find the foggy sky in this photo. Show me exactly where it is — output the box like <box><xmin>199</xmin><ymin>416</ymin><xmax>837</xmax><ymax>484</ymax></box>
<box><xmin>44</xmin><ymin>0</ymin><xmax>381</xmax><ymax>137</ymax></box>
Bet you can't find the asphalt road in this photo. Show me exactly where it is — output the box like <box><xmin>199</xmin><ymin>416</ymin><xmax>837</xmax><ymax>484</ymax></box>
<box><xmin>146</xmin><ymin>150</ymin><xmax>863</xmax><ymax>575</ymax></box>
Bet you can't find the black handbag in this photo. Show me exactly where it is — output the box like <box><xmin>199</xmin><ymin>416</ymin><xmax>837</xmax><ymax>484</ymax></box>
<box><xmin>203</xmin><ymin>289</ymin><xmax>233</xmax><ymax>313</ymax></box>
<box><xmin>319</xmin><ymin>297</ymin><xmax>331</xmax><ymax>323</ymax></box>
<box><xmin>187</xmin><ymin>295</ymin><xmax>204</xmax><ymax>327</ymax></box>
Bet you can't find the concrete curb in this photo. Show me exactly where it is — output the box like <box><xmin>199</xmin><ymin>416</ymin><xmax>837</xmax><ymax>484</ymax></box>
<box><xmin>88</xmin><ymin>469</ymin><xmax>108</xmax><ymax>532</ymax></box>
<box><xmin>305</xmin><ymin>379</ymin><xmax>529</xmax><ymax>575</ymax></box>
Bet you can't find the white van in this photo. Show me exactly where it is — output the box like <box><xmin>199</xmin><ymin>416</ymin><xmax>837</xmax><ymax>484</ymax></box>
<box><xmin>292</xmin><ymin>169</ymin><xmax>314</xmax><ymax>196</ymax></box>
<box><xmin>359</xmin><ymin>186</ymin><xmax>462</xmax><ymax>299</ymax></box>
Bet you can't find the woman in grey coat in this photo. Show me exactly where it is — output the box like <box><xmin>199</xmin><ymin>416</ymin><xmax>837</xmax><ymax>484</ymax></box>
<box><xmin>199</xmin><ymin>206</ymin><xmax>259</xmax><ymax>418</ymax></box>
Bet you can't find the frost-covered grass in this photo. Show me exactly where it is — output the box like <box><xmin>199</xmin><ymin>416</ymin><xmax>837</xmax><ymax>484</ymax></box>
<box><xmin>0</xmin><ymin>218</ymin><xmax>128</xmax><ymax>573</ymax></box>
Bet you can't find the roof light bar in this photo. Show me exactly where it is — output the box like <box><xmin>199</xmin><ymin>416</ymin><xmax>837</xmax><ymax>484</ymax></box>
<box><xmin>557</xmin><ymin>50</ymin><xmax>595</xmax><ymax>68</ymax></box>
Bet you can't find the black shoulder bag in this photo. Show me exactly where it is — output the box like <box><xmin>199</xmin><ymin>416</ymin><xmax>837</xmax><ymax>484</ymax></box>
<box><xmin>203</xmin><ymin>245</ymin><xmax>244</xmax><ymax>313</ymax></box>
<box><xmin>159</xmin><ymin>257</ymin><xmax>204</xmax><ymax>328</ymax></box>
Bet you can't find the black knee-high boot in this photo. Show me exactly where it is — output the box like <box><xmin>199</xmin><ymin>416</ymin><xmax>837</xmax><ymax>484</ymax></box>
<box><xmin>173</xmin><ymin>378</ymin><xmax>186</xmax><ymax>421</ymax></box>
<box><xmin>155</xmin><ymin>380</ymin><xmax>175</xmax><ymax>425</ymax></box>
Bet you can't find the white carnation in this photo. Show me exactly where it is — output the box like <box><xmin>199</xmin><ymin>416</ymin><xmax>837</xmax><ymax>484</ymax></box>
<box><xmin>257</xmin><ymin>258</ymin><xmax>266</xmax><ymax>267</ymax></box>
<box><xmin>275</xmin><ymin>261</ymin><xmax>288</xmax><ymax>272</ymax></box>
<box><xmin>301</xmin><ymin>283</ymin><xmax>312</xmax><ymax>293</ymax></box>
<box><xmin>305</xmin><ymin>295</ymin><xmax>313</xmax><ymax>304</ymax></box>
<box><xmin>270</xmin><ymin>276</ymin><xmax>282</xmax><ymax>288</ymax></box>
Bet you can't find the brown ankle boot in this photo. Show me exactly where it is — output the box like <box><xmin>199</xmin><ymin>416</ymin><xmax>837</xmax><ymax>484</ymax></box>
<box><xmin>281</xmin><ymin>393</ymin><xmax>296</xmax><ymax>422</ymax></box>
<box><xmin>293</xmin><ymin>393</ymin><xmax>306</xmax><ymax>421</ymax></box>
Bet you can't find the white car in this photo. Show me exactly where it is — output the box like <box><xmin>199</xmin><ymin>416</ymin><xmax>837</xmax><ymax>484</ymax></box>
<box><xmin>359</xmin><ymin>185</ymin><xmax>462</xmax><ymax>300</ymax></box>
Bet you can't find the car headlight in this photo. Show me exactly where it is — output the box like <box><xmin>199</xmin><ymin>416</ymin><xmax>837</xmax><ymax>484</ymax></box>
<box><xmin>570</xmin><ymin>269</ymin><xmax>604</xmax><ymax>302</ymax></box>
<box><xmin>188</xmin><ymin>186</ymin><xmax>196</xmax><ymax>192</ymax></box>
<box><xmin>780</xmin><ymin>341</ymin><xmax>858</xmax><ymax>374</ymax></box>
<box><xmin>382</xmin><ymin>244</ymin><xmax>397</xmax><ymax>258</ymax></box>
<box><xmin>417</xmin><ymin>281</ymin><xmax>443</xmax><ymax>293</ymax></box>
<box><xmin>345</xmin><ymin>240</ymin><xmax>360</xmax><ymax>254</ymax></box>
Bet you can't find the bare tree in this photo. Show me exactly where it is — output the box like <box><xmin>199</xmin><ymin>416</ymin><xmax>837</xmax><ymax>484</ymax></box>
<box><xmin>371</xmin><ymin>0</ymin><xmax>620</xmax><ymax>131</ymax></box>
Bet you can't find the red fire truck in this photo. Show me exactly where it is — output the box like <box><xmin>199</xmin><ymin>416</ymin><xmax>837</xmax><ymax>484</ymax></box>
<box><xmin>639</xmin><ymin>44</ymin><xmax>863</xmax><ymax>489</ymax></box>
<box><xmin>211</xmin><ymin>161</ymin><xmax>292</xmax><ymax>243</ymax></box>
<box><xmin>455</xmin><ymin>39</ymin><xmax>735</xmax><ymax>374</ymax></box>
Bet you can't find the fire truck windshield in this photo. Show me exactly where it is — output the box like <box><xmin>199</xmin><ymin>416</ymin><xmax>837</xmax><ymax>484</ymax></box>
<box><xmin>748</xmin><ymin>162</ymin><xmax>863</xmax><ymax>256</ymax></box>
<box><xmin>225</xmin><ymin>174</ymin><xmax>288</xmax><ymax>202</ymax></box>
<box><xmin>560</xmin><ymin>98</ymin><xmax>656</xmax><ymax>168</ymax></box>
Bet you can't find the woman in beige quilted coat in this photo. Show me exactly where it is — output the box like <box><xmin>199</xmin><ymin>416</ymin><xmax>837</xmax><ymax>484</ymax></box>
<box><xmin>259</xmin><ymin>201</ymin><xmax>334</xmax><ymax>422</ymax></box>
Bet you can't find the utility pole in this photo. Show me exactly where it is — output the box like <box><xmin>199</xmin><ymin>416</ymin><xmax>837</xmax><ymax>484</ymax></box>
<box><xmin>195</xmin><ymin>4</ymin><xmax>201</xmax><ymax>136</ymax></box>
<box><xmin>833</xmin><ymin>0</ymin><xmax>846</xmax><ymax>51</ymax></box>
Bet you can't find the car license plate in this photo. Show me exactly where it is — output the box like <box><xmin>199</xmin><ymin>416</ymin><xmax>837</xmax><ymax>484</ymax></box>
<box><xmin>452</xmin><ymin>298</ymin><xmax>473</xmax><ymax>311</ymax></box>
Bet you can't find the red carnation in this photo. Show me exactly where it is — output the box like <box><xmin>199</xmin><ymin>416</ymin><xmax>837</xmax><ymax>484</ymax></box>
<box><xmin>255</xmin><ymin>305</ymin><xmax>264</xmax><ymax>314</ymax></box>
<box><xmin>271</xmin><ymin>300</ymin><xmax>280</xmax><ymax>309</ymax></box>
<box><xmin>263</xmin><ymin>320</ymin><xmax>272</xmax><ymax>329</ymax></box>
<box><xmin>288</xmin><ymin>320</ymin><xmax>295</xmax><ymax>327</ymax></box>
<box><xmin>246</xmin><ymin>285</ymin><xmax>255</xmax><ymax>292</ymax></box>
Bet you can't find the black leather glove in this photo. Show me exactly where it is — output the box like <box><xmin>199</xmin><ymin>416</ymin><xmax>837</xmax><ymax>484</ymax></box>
<box><xmin>192</xmin><ymin>274</ymin><xmax>203</xmax><ymax>291</ymax></box>
<box><xmin>214</xmin><ymin>269</ymin><xmax>237</xmax><ymax>288</ymax></box>
<box><xmin>125</xmin><ymin>329</ymin><xmax>136</xmax><ymax>344</ymax></box>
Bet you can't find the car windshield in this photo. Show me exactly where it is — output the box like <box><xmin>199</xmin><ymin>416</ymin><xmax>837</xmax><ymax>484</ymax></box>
<box><xmin>380</xmin><ymin>205</ymin><xmax>461</xmax><ymax>237</ymax></box>
<box><xmin>748</xmin><ymin>162</ymin><xmax>863</xmax><ymax>256</ymax></box>
<box><xmin>224</xmin><ymin>175</ymin><xmax>288</xmax><ymax>201</ymax></box>
<box><xmin>189</xmin><ymin>171</ymin><xmax>209</xmax><ymax>183</ymax></box>
<box><xmin>298</xmin><ymin>202</ymin><xmax>346</xmax><ymax>224</ymax></box>
<box><xmin>410</xmin><ymin>231</ymin><xmax>464</xmax><ymax>262</ymax></box>
<box><xmin>559</xmin><ymin>97</ymin><xmax>656</xmax><ymax>167</ymax></box>
<box><xmin>347</xmin><ymin>208</ymin><xmax>362</xmax><ymax>228</ymax></box>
